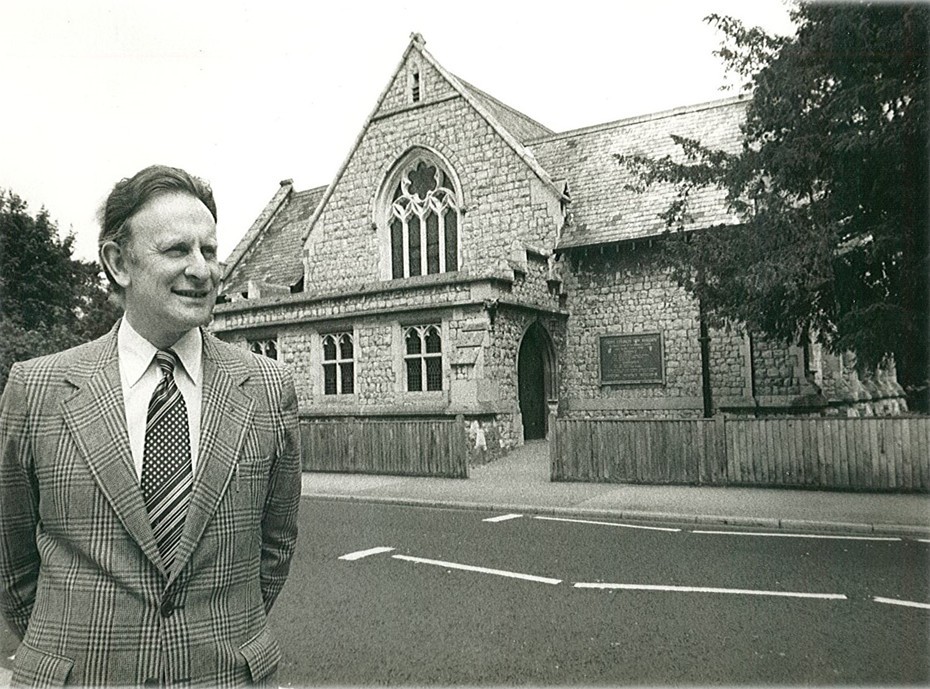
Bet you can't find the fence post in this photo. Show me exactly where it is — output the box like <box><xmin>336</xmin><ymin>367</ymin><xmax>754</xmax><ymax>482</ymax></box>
<box><xmin>454</xmin><ymin>414</ymin><xmax>468</xmax><ymax>478</ymax></box>
<box><xmin>714</xmin><ymin>415</ymin><xmax>728</xmax><ymax>484</ymax></box>
<box><xmin>548</xmin><ymin>410</ymin><xmax>559</xmax><ymax>482</ymax></box>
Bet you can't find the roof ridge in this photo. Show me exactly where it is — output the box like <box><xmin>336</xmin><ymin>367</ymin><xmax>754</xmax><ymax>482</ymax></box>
<box><xmin>528</xmin><ymin>94</ymin><xmax>750</xmax><ymax>145</ymax></box>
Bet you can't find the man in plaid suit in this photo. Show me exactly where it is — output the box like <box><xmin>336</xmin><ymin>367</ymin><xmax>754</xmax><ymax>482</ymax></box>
<box><xmin>0</xmin><ymin>165</ymin><xmax>302</xmax><ymax>687</ymax></box>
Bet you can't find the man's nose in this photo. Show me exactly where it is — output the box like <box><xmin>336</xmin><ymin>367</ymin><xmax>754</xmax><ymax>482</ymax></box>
<box><xmin>185</xmin><ymin>250</ymin><xmax>211</xmax><ymax>280</ymax></box>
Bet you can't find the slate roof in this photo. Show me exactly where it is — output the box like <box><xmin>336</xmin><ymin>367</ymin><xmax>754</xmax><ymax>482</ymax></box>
<box><xmin>223</xmin><ymin>185</ymin><xmax>326</xmax><ymax>294</ymax></box>
<box><xmin>529</xmin><ymin>96</ymin><xmax>749</xmax><ymax>249</ymax></box>
<box><xmin>457</xmin><ymin>78</ymin><xmax>554</xmax><ymax>143</ymax></box>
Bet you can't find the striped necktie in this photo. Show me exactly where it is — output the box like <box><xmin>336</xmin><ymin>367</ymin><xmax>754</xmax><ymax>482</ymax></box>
<box><xmin>141</xmin><ymin>349</ymin><xmax>193</xmax><ymax>572</ymax></box>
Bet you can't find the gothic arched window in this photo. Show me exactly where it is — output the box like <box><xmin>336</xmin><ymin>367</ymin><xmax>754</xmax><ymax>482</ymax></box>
<box><xmin>388</xmin><ymin>159</ymin><xmax>460</xmax><ymax>279</ymax></box>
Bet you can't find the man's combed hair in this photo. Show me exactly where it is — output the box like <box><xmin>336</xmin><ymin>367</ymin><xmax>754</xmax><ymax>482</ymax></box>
<box><xmin>97</xmin><ymin>164</ymin><xmax>217</xmax><ymax>292</ymax></box>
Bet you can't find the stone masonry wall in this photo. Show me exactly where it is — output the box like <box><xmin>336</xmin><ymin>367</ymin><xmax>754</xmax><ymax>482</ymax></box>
<box><xmin>304</xmin><ymin>94</ymin><xmax>564</xmax><ymax>295</ymax></box>
<box><xmin>559</xmin><ymin>244</ymin><xmax>704</xmax><ymax>414</ymax></box>
<box><xmin>378</xmin><ymin>50</ymin><xmax>456</xmax><ymax>113</ymax></box>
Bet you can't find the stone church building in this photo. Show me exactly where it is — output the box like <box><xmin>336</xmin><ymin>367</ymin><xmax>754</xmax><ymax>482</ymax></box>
<box><xmin>212</xmin><ymin>34</ymin><xmax>906</xmax><ymax>456</ymax></box>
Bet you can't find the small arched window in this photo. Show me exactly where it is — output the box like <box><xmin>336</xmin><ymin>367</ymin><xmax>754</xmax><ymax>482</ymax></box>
<box><xmin>388</xmin><ymin>159</ymin><xmax>460</xmax><ymax>279</ymax></box>
<box><xmin>404</xmin><ymin>324</ymin><xmax>443</xmax><ymax>391</ymax></box>
<box><xmin>322</xmin><ymin>332</ymin><xmax>354</xmax><ymax>395</ymax></box>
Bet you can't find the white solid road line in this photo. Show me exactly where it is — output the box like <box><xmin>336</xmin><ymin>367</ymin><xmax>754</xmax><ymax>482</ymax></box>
<box><xmin>692</xmin><ymin>530</ymin><xmax>900</xmax><ymax>542</ymax></box>
<box><xmin>483</xmin><ymin>513</ymin><xmax>524</xmax><ymax>523</ymax></box>
<box><xmin>574</xmin><ymin>582</ymin><xmax>847</xmax><ymax>600</ymax></box>
<box><xmin>392</xmin><ymin>554</ymin><xmax>562</xmax><ymax>585</ymax></box>
<box><xmin>339</xmin><ymin>546</ymin><xmax>396</xmax><ymax>561</ymax></box>
<box><xmin>535</xmin><ymin>516</ymin><xmax>681</xmax><ymax>532</ymax></box>
<box><xmin>916</xmin><ymin>538</ymin><xmax>930</xmax><ymax>544</ymax></box>
<box><xmin>873</xmin><ymin>596</ymin><xmax>930</xmax><ymax>610</ymax></box>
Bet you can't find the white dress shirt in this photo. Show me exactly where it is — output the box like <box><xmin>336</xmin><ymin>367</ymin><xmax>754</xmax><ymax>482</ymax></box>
<box><xmin>117</xmin><ymin>319</ymin><xmax>203</xmax><ymax>480</ymax></box>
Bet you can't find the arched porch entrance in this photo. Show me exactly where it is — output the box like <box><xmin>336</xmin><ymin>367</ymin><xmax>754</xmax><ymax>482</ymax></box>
<box><xmin>517</xmin><ymin>321</ymin><xmax>557</xmax><ymax>441</ymax></box>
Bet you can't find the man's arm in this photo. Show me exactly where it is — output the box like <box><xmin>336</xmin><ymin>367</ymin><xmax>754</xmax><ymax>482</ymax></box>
<box><xmin>0</xmin><ymin>364</ymin><xmax>41</xmax><ymax>640</ymax></box>
<box><xmin>259</xmin><ymin>366</ymin><xmax>301</xmax><ymax>613</ymax></box>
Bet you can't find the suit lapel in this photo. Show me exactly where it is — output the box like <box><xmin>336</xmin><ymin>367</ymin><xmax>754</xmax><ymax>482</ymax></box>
<box><xmin>60</xmin><ymin>324</ymin><xmax>165</xmax><ymax>573</ymax></box>
<box><xmin>169</xmin><ymin>333</ymin><xmax>254</xmax><ymax>583</ymax></box>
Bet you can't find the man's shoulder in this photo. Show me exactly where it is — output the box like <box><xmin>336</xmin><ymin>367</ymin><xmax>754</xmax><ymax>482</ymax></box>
<box><xmin>203</xmin><ymin>332</ymin><xmax>291</xmax><ymax>383</ymax></box>
<box><xmin>10</xmin><ymin>330</ymin><xmax>115</xmax><ymax>386</ymax></box>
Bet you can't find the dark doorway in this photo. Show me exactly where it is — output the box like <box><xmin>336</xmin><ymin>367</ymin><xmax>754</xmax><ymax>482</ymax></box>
<box><xmin>518</xmin><ymin>323</ymin><xmax>549</xmax><ymax>440</ymax></box>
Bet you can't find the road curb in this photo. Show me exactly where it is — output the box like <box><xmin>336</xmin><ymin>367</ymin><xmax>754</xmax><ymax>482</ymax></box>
<box><xmin>302</xmin><ymin>493</ymin><xmax>930</xmax><ymax>538</ymax></box>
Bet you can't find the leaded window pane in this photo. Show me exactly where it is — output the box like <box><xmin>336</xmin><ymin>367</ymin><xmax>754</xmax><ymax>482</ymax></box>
<box><xmin>339</xmin><ymin>335</ymin><xmax>353</xmax><ymax>359</ymax></box>
<box><xmin>323</xmin><ymin>336</ymin><xmax>336</xmax><ymax>361</ymax></box>
<box><xmin>405</xmin><ymin>329</ymin><xmax>422</xmax><ymax>355</ymax></box>
<box><xmin>426</xmin><ymin>357</ymin><xmax>442</xmax><ymax>391</ymax></box>
<box><xmin>324</xmin><ymin>364</ymin><xmax>337</xmax><ymax>395</ymax></box>
<box><xmin>408</xmin><ymin>215</ymin><xmax>421</xmax><ymax>276</ymax></box>
<box><xmin>390</xmin><ymin>218</ymin><xmax>404</xmax><ymax>280</ymax></box>
<box><xmin>340</xmin><ymin>362</ymin><xmax>354</xmax><ymax>394</ymax></box>
<box><xmin>444</xmin><ymin>209</ymin><xmax>458</xmax><ymax>272</ymax></box>
<box><xmin>426</xmin><ymin>213</ymin><xmax>440</xmax><ymax>274</ymax></box>
<box><xmin>425</xmin><ymin>326</ymin><xmax>441</xmax><ymax>353</ymax></box>
<box><xmin>406</xmin><ymin>358</ymin><xmax>422</xmax><ymax>391</ymax></box>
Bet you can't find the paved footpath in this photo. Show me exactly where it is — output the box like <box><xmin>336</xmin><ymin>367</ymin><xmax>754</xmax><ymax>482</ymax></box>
<box><xmin>3</xmin><ymin>441</ymin><xmax>927</xmax><ymax>686</ymax></box>
<box><xmin>303</xmin><ymin>440</ymin><xmax>930</xmax><ymax>537</ymax></box>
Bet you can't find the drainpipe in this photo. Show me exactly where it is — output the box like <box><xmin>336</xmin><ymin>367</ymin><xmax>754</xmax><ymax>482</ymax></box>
<box><xmin>699</xmin><ymin>295</ymin><xmax>714</xmax><ymax>418</ymax></box>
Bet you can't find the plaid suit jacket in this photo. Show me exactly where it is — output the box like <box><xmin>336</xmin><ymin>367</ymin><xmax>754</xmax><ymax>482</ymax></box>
<box><xmin>0</xmin><ymin>322</ymin><xmax>301</xmax><ymax>687</ymax></box>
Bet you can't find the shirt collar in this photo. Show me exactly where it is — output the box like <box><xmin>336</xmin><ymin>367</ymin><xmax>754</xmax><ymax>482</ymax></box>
<box><xmin>118</xmin><ymin>319</ymin><xmax>203</xmax><ymax>389</ymax></box>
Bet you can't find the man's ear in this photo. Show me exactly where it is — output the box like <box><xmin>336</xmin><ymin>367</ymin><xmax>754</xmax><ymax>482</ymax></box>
<box><xmin>100</xmin><ymin>241</ymin><xmax>132</xmax><ymax>289</ymax></box>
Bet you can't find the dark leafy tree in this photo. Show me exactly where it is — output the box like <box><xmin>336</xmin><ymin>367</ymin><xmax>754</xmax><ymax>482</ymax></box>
<box><xmin>1</xmin><ymin>190</ymin><xmax>120</xmax><ymax>388</ymax></box>
<box><xmin>618</xmin><ymin>3</ymin><xmax>929</xmax><ymax>411</ymax></box>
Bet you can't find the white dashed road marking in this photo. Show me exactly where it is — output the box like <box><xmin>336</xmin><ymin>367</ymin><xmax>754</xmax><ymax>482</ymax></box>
<box><xmin>873</xmin><ymin>596</ymin><xmax>930</xmax><ymax>610</ymax></box>
<box><xmin>483</xmin><ymin>513</ymin><xmax>524</xmax><ymax>523</ymax></box>
<box><xmin>339</xmin><ymin>547</ymin><xmax>396</xmax><ymax>561</ymax></box>
<box><xmin>392</xmin><ymin>554</ymin><xmax>562</xmax><ymax>585</ymax></box>
<box><xmin>574</xmin><ymin>582</ymin><xmax>847</xmax><ymax>600</ymax></box>
<box><xmin>692</xmin><ymin>530</ymin><xmax>900</xmax><ymax>542</ymax></box>
<box><xmin>535</xmin><ymin>516</ymin><xmax>681</xmax><ymax>532</ymax></box>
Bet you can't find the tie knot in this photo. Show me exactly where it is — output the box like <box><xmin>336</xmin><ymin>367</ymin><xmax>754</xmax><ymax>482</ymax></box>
<box><xmin>155</xmin><ymin>349</ymin><xmax>179</xmax><ymax>376</ymax></box>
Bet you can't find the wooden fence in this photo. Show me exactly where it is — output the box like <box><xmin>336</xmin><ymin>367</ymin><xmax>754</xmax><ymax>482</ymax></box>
<box><xmin>551</xmin><ymin>415</ymin><xmax>930</xmax><ymax>491</ymax></box>
<box><xmin>300</xmin><ymin>416</ymin><xmax>468</xmax><ymax>478</ymax></box>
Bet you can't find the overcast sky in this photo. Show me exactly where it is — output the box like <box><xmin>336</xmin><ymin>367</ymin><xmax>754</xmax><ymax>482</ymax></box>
<box><xmin>1</xmin><ymin>0</ymin><xmax>797</xmax><ymax>263</ymax></box>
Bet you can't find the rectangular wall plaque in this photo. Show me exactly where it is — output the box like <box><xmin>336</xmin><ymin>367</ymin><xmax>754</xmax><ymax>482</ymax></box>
<box><xmin>598</xmin><ymin>332</ymin><xmax>665</xmax><ymax>385</ymax></box>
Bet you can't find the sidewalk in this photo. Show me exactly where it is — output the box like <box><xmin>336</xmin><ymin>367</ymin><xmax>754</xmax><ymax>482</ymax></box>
<box><xmin>302</xmin><ymin>440</ymin><xmax>930</xmax><ymax>537</ymax></box>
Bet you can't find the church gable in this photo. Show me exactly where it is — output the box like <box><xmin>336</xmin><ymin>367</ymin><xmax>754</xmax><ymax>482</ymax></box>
<box><xmin>376</xmin><ymin>34</ymin><xmax>458</xmax><ymax>116</ymax></box>
<box><xmin>301</xmin><ymin>36</ymin><xmax>568</xmax><ymax>295</ymax></box>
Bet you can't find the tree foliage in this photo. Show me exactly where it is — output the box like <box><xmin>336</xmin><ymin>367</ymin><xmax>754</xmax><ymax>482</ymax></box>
<box><xmin>617</xmin><ymin>3</ymin><xmax>929</xmax><ymax>411</ymax></box>
<box><xmin>0</xmin><ymin>190</ymin><xmax>121</xmax><ymax>388</ymax></box>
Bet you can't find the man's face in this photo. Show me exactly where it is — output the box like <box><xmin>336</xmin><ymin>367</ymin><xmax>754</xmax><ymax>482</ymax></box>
<box><xmin>119</xmin><ymin>191</ymin><xmax>220</xmax><ymax>348</ymax></box>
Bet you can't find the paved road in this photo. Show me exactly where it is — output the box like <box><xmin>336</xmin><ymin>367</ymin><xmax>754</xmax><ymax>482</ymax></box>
<box><xmin>3</xmin><ymin>496</ymin><xmax>928</xmax><ymax>686</ymax></box>
<box><xmin>267</xmin><ymin>498</ymin><xmax>930</xmax><ymax>686</ymax></box>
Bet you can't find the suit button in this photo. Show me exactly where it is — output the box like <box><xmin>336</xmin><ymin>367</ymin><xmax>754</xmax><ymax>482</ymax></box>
<box><xmin>160</xmin><ymin>599</ymin><xmax>175</xmax><ymax>617</ymax></box>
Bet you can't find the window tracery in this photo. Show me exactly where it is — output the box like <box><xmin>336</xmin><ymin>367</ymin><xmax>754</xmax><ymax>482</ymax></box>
<box><xmin>404</xmin><ymin>324</ymin><xmax>443</xmax><ymax>391</ymax></box>
<box><xmin>388</xmin><ymin>160</ymin><xmax>460</xmax><ymax>279</ymax></box>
